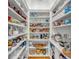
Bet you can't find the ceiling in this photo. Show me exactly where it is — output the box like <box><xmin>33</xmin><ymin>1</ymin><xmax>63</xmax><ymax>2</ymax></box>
<box><xmin>25</xmin><ymin>0</ymin><xmax>57</xmax><ymax>10</ymax></box>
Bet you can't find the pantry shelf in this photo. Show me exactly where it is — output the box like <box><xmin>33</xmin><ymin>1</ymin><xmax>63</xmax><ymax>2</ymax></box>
<box><xmin>29</xmin><ymin>46</ymin><xmax>48</xmax><ymax>49</ymax></box>
<box><xmin>8</xmin><ymin>0</ymin><xmax>71</xmax><ymax>59</ymax></box>
<box><xmin>30</xmin><ymin>27</ymin><xmax>49</xmax><ymax>28</ymax></box>
<box><xmin>49</xmin><ymin>39</ymin><xmax>70</xmax><ymax>59</ymax></box>
<box><xmin>9</xmin><ymin>0</ymin><xmax>27</xmax><ymax>16</ymax></box>
<box><xmin>29</xmin><ymin>54</ymin><xmax>49</xmax><ymax>57</ymax></box>
<box><xmin>30</xmin><ymin>32</ymin><xmax>49</xmax><ymax>34</ymax></box>
<box><xmin>30</xmin><ymin>16</ymin><xmax>50</xmax><ymax>19</ymax></box>
<box><xmin>29</xmin><ymin>39</ymin><xmax>48</xmax><ymax>41</ymax></box>
<box><xmin>8</xmin><ymin>22</ymin><xmax>26</xmax><ymax>28</ymax></box>
<box><xmin>53</xmin><ymin>11</ymin><xmax>71</xmax><ymax>22</ymax></box>
<box><xmin>53</xmin><ymin>24</ymin><xmax>71</xmax><ymax>28</ymax></box>
<box><xmin>8</xmin><ymin>33</ymin><xmax>27</xmax><ymax>40</ymax></box>
<box><xmin>30</xmin><ymin>22</ymin><xmax>49</xmax><ymax>24</ymax></box>
<box><xmin>52</xmin><ymin>0</ymin><xmax>71</xmax><ymax>17</ymax></box>
<box><xmin>8</xmin><ymin>7</ymin><xmax>26</xmax><ymax>22</ymax></box>
<box><xmin>8</xmin><ymin>40</ymin><xmax>26</xmax><ymax>55</ymax></box>
<box><xmin>12</xmin><ymin>46</ymin><xmax>26</xmax><ymax>59</ymax></box>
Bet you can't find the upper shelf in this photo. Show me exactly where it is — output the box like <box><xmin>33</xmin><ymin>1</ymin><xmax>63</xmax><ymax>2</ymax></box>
<box><xmin>52</xmin><ymin>0</ymin><xmax>71</xmax><ymax>17</ymax></box>
<box><xmin>8</xmin><ymin>0</ymin><xmax>28</xmax><ymax>16</ymax></box>
<box><xmin>8</xmin><ymin>7</ymin><xmax>26</xmax><ymax>22</ymax></box>
<box><xmin>52</xmin><ymin>11</ymin><xmax>71</xmax><ymax>22</ymax></box>
<box><xmin>8</xmin><ymin>22</ymin><xmax>26</xmax><ymax>28</ymax></box>
<box><xmin>30</xmin><ymin>12</ymin><xmax>50</xmax><ymax>19</ymax></box>
<box><xmin>30</xmin><ymin>16</ymin><xmax>50</xmax><ymax>19</ymax></box>
<box><xmin>53</xmin><ymin>24</ymin><xmax>71</xmax><ymax>28</ymax></box>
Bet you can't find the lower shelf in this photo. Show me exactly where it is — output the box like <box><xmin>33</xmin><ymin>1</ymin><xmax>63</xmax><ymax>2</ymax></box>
<box><xmin>10</xmin><ymin>46</ymin><xmax>26</xmax><ymax>59</ymax></box>
<box><xmin>8</xmin><ymin>32</ymin><xmax>27</xmax><ymax>40</ymax></box>
<box><xmin>49</xmin><ymin>39</ymin><xmax>70</xmax><ymax>59</ymax></box>
<box><xmin>8</xmin><ymin>40</ymin><xmax>26</xmax><ymax>55</ymax></box>
<box><xmin>29</xmin><ymin>55</ymin><xmax>49</xmax><ymax>57</ymax></box>
<box><xmin>28</xmin><ymin>56</ymin><xmax>50</xmax><ymax>59</ymax></box>
<box><xmin>13</xmin><ymin>46</ymin><xmax>26</xmax><ymax>59</ymax></box>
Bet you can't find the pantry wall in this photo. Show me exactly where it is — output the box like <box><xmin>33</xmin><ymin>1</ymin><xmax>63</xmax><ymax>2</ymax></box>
<box><xmin>8</xmin><ymin>0</ymin><xmax>71</xmax><ymax>59</ymax></box>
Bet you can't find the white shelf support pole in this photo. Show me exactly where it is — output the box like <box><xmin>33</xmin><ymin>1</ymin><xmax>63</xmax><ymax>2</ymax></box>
<box><xmin>49</xmin><ymin>10</ymin><xmax>53</xmax><ymax>59</ymax></box>
<box><xmin>27</xmin><ymin>11</ymin><xmax>30</xmax><ymax>59</ymax></box>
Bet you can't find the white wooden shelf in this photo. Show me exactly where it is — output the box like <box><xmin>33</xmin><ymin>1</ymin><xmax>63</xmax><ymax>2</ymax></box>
<box><xmin>29</xmin><ymin>39</ymin><xmax>49</xmax><ymax>42</ymax></box>
<box><xmin>29</xmin><ymin>46</ymin><xmax>48</xmax><ymax>49</ymax></box>
<box><xmin>53</xmin><ymin>24</ymin><xmax>71</xmax><ymax>28</ymax></box>
<box><xmin>30</xmin><ymin>16</ymin><xmax>50</xmax><ymax>19</ymax></box>
<box><xmin>30</xmin><ymin>27</ymin><xmax>49</xmax><ymax>28</ymax></box>
<box><xmin>22</xmin><ymin>0</ymin><xmax>29</xmax><ymax>11</ymax></box>
<box><xmin>52</xmin><ymin>0</ymin><xmax>71</xmax><ymax>17</ymax></box>
<box><xmin>29</xmin><ymin>12</ymin><xmax>50</xmax><ymax>58</ymax></box>
<box><xmin>8</xmin><ymin>32</ymin><xmax>27</xmax><ymax>40</ymax></box>
<box><xmin>30</xmin><ymin>32</ymin><xmax>49</xmax><ymax>33</ymax></box>
<box><xmin>53</xmin><ymin>11</ymin><xmax>71</xmax><ymax>22</ymax></box>
<box><xmin>30</xmin><ymin>22</ymin><xmax>49</xmax><ymax>23</ymax></box>
<box><xmin>8</xmin><ymin>0</ymin><xmax>28</xmax><ymax>58</ymax></box>
<box><xmin>29</xmin><ymin>39</ymin><xmax>48</xmax><ymax>41</ymax></box>
<box><xmin>9</xmin><ymin>0</ymin><xmax>27</xmax><ymax>16</ymax></box>
<box><xmin>8</xmin><ymin>22</ymin><xmax>26</xmax><ymax>28</ymax></box>
<box><xmin>29</xmin><ymin>54</ymin><xmax>49</xmax><ymax>57</ymax></box>
<box><xmin>12</xmin><ymin>46</ymin><xmax>26</xmax><ymax>59</ymax></box>
<box><xmin>8</xmin><ymin>7</ymin><xmax>26</xmax><ymax>22</ymax></box>
<box><xmin>49</xmin><ymin>39</ymin><xmax>70</xmax><ymax>59</ymax></box>
<box><xmin>8</xmin><ymin>40</ymin><xmax>26</xmax><ymax>55</ymax></box>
